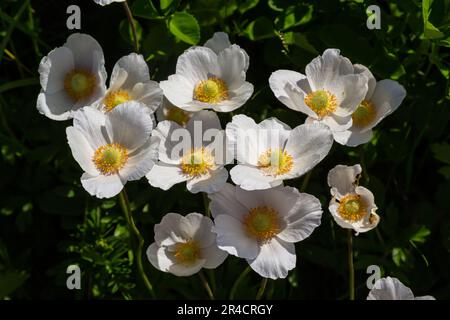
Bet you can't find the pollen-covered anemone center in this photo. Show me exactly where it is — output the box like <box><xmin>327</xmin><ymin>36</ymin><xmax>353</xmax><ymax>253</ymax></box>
<box><xmin>64</xmin><ymin>69</ymin><xmax>96</xmax><ymax>101</ymax></box>
<box><xmin>103</xmin><ymin>90</ymin><xmax>132</xmax><ymax>112</ymax></box>
<box><xmin>93</xmin><ymin>143</ymin><xmax>128</xmax><ymax>175</ymax></box>
<box><xmin>352</xmin><ymin>100</ymin><xmax>376</xmax><ymax>128</ymax></box>
<box><xmin>173</xmin><ymin>241</ymin><xmax>201</xmax><ymax>265</ymax></box>
<box><xmin>338</xmin><ymin>194</ymin><xmax>367</xmax><ymax>222</ymax></box>
<box><xmin>180</xmin><ymin>147</ymin><xmax>215</xmax><ymax>177</ymax></box>
<box><xmin>244</xmin><ymin>206</ymin><xmax>280</xmax><ymax>243</ymax></box>
<box><xmin>304</xmin><ymin>90</ymin><xmax>337</xmax><ymax>118</ymax></box>
<box><xmin>258</xmin><ymin>148</ymin><xmax>294</xmax><ymax>176</ymax></box>
<box><xmin>165</xmin><ymin>106</ymin><xmax>191</xmax><ymax>126</ymax></box>
<box><xmin>193</xmin><ymin>77</ymin><xmax>228</xmax><ymax>104</ymax></box>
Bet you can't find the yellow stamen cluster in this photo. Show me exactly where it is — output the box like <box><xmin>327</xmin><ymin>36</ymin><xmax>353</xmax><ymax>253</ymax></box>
<box><xmin>193</xmin><ymin>77</ymin><xmax>228</xmax><ymax>104</ymax></box>
<box><xmin>103</xmin><ymin>90</ymin><xmax>132</xmax><ymax>112</ymax></box>
<box><xmin>244</xmin><ymin>206</ymin><xmax>280</xmax><ymax>243</ymax></box>
<box><xmin>352</xmin><ymin>100</ymin><xmax>376</xmax><ymax>128</ymax></box>
<box><xmin>165</xmin><ymin>106</ymin><xmax>191</xmax><ymax>126</ymax></box>
<box><xmin>180</xmin><ymin>147</ymin><xmax>215</xmax><ymax>177</ymax></box>
<box><xmin>64</xmin><ymin>69</ymin><xmax>96</xmax><ymax>101</ymax></box>
<box><xmin>337</xmin><ymin>194</ymin><xmax>367</xmax><ymax>222</ymax></box>
<box><xmin>93</xmin><ymin>143</ymin><xmax>128</xmax><ymax>175</ymax></box>
<box><xmin>258</xmin><ymin>148</ymin><xmax>294</xmax><ymax>176</ymax></box>
<box><xmin>304</xmin><ymin>90</ymin><xmax>337</xmax><ymax>118</ymax></box>
<box><xmin>173</xmin><ymin>241</ymin><xmax>201</xmax><ymax>265</ymax></box>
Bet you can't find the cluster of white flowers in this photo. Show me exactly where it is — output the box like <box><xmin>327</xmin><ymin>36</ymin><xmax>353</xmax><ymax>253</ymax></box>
<box><xmin>37</xmin><ymin>30</ymin><xmax>408</xmax><ymax>285</ymax></box>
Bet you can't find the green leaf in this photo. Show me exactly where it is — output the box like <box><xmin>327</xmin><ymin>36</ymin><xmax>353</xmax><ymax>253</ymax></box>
<box><xmin>431</xmin><ymin>143</ymin><xmax>450</xmax><ymax>164</ymax></box>
<box><xmin>275</xmin><ymin>5</ymin><xmax>313</xmax><ymax>30</ymax></box>
<box><xmin>169</xmin><ymin>12</ymin><xmax>201</xmax><ymax>45</ymax></box>
<box><xmin>119</xmin><ymin>19</ymin><xmax>142</xmax><ymax>47</ymax></box>
<box><xmin>160</xmin><ymin>0</ymin><xmax>181</xmax><ymax>15</ymax></box>
<box><xmin>392</xmin><ymin>247</ymin><xmax>408</xmax><ymax>267</ymax></box>
<box><xmin>245</xmin><ymin>17</ymin><xmax>276</xmax><ymax>41</ymax></box>
<box><xmin>131</xmin><ymin>0</ymin><xmax>162</xmax><ymax>19</ymax></box>
<box><xmin>410</xmin><ymin>226</ymin><xmax>431</xmax><ymax>244</ymax></box>
<box><xmin>423</xmin><ymin>0</ymin><xmax>445</xmax><ymax>39</ymax></box>
<box><xmin>238</xmin><ymin>0</ymin><xmax>259</xmax><ymax>14</ymax></box>
<box><xmin>0</xmin><ymin>270</ymin><xmax>29</xmax><ymax>298</ymax></box>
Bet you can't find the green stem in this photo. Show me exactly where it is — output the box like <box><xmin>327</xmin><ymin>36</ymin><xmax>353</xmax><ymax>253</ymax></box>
<box><xmin>300</xmin><ymin>170</ymin><xmax>313</xmax><ymax>192</ymax></box>
<box><xmin>229</xmin><ymin>265</ymin><xmax>251</xmax><ymax>300</ymax></box>
<box><xmin>199</xmin><ymin>270</ymin><xmax>214</xmax><ymax>300</ymax></box>
<box><xmin>256</xmin><ymin>277</ymin><xmax>268</xmax><ymax>300</ymax></box>
<box><xmin>202</xmin><ymin>193</ymin><xmax>210</xmax><ymax>217</ymax></box>
<box><xmin>347</xmin><ymin>229</ymin><xmax>355</xmax><ymax>300</ymax></box>
<box><xmin>118</xmin><ymin>190</ymin><xmax>155</xmax><ymax>298</ymax></box>
<box><xmin>122</xmin><ymin>1</ymin><xmax>139</xmax><ymax>53</ymax></box>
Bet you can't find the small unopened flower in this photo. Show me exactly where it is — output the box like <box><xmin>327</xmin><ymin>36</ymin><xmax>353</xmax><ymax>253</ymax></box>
<box><xmin>97</xmin><ymin>53</ymin><xmax>162</xmax><ymax>114</ymax></box>
<box><xmin>269</xmin><ymin>49</ymin><xmax>368</xmax><ymax>137</ymax></box>
<box><xmin>367</xmin><ymin>277</ymin><xmax>435</xmax><ymax>300</ymax></box>
<box><xmin>147</xmin><ymin>212</ymin><xmax>227</xmax><ymax>277</ymax></box>
<box><xmin>327</xmin><ymin>164</ymin><xmax>379</xmax><ymax>233</ymax></box>
<box><xmin>37</xmin><ymin>33</ymin><xmax>107</xmax><ymax>120</ymax></box>
<box><xmin>334</xmin><ymin>64</ymin><xmax>406</xmax><ymax>146</ymax></box>
<box><xmin>66</xmin><ymin>102</ymin><xmax>158</xmax><ymax>198</ymax></box>
<box><xmin>156</xmin><ymin>97</ymin><xmax>193</xmax><ymax>127</ymax></box>
<box><xmin>93</xmin><ymin>0</ymin><xmax>125</xmax><ymax>5</ymax></box>
<box><xmin>210</xmin><ymin>184</ymin><xmax>323</xmax><ymax>279</ymax></box>
<box><xmin>226</xmin><ymin>114</ymin><xmax>333</xmax><ymax>190</ymax></box>
<box><xmin>146</xmin><ymin>111</ymin><xmax>231</xmax><ymax>193</ymax></box>
<box><xmin>160</xmin><ymin>32</ymin><xmax>253</xmax><ymax>113</ymax></box>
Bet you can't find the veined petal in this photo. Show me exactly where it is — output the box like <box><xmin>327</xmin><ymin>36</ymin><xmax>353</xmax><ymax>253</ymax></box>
<box><xmin>80</xmin><ymin>172</ymin><xmax>123</xmax><ymax>199</ymax></box>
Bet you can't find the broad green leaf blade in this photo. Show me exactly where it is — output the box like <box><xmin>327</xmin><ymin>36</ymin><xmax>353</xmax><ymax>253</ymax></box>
<box><xmin>169</xmin><ymin>12</ymin><xmax>201</xmax><ymax>45</ymax></box>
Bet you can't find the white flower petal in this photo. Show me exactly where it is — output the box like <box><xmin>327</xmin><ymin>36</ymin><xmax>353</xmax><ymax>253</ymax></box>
<box><xmin>202</xmin><ymin>244</ymin><xmax>228</xmax><ymax>269</ymax></box>
<box><xmin>160</xmin><ymin>74</ymin><xmax>196</xmax><ymax>110</ymax></box>
<box><xmin>211</xmin><ymin>81</ymin><xmax>253</xmax><ymax>112</ymax></box>
<box><xmin>367</xmin><ymin>277</ymin><xmax>415</xmax><ymax>300</ymax></box>
<box><xmin>331</xmin><ymin>73</ymin><xmax>368</xmax><ymax>117</ymax></box>
<box><xmin>73</xmin><ymin>106</ymin><xmax>108</xmax><ymax>149</ymax></box>
<box><xmin>305</xmin><ymin>48</ymin><xmax>353</xmax><ymax>91</ymax></box>
<box><xmin>247</xmin><ymin>238</ymin><xmax>296</xmax><ymax>280</ymax></box>
<box><xmin>65</xmin><ymin>33</ymin><xmax>105</xmax><ymax>71</ymax></box>
<box><xmin>321</xmin><ymin>113</ymin><xmax>353</xmax><ymax>132</ymax></box>
<box><xmin>370</xmin><ymin>79</ymin><xmax>406</xmax><ymax>127</ymax></box>
<box><xmin>204</xmin><ymin>32</ymin><xmax>231</xmax><ymax>54</ymax></box>
<box><xmin>36</xmin><ymin>90</ymin><xmax>76</xmax><ymax>121</ymax></box>
<box><xmin>269</xmin><ymin>70</ymin><xmax>317</xmax><ymax>118</ymax></box>
<box><xmin>327</xmin><ymin>164</ymin><xmax>362</xmax><ymax>198</ymax></box>
<box><xmin>212</xmin><ymin>214</ymin><xmax>259</xmax><ymax>259</ymax></box>
<box><xmin>66</xmin><ymin>127</ymin><xmax>97</xmax><ymax>175</ymax></box>
<box><xmin>328</xmin><ymin>200</ymin><xmax>354</xmax><ymax>229</ymax></box>
<box><xmin>119</xmin><ymin>136</ymin><xmax>158</xmax><ymax>181</ymax></box>
<box><xmin>176</xmin><ymin>46</ymin><xmax>220</xmax><ymax>83</ymax></box>
<box><xmin>284</xmin><ymin>122</ymin><xmax>333</xmax><ymax>177</ymax></box>
<box><xmin>186</xmin><ymin>168</ymin><xmax>228</xmax><ymax>194</ymax></box>
<box><xmin>333</xmin><ymin>129</ymin><xmax>373</xmax><ymax>147</ymax></box>
<box><xmin>208</xmin><ymin>183</ymin><xmax>249</xmax><ymax>220</ymax></box>
<box><xmin>38</xmin><ymin>47</ymin><xmax>74</xmax><ymax>94</ymax></box>
<box><xmin>110</xmin><ymin>53</ymin><xmax>149</xmax><ymax>90</ymax></box>
<box><xmin>132</xmin><ymin>81</ymin><xmax>163</xmax><ymax>113</ymax></box>
<box><xmin>354</xmin><ymin>64</ymin><xmax>376</xmax><ymax>99</ymax></box>
<box><xmin>218</xmin><ymin>44</ymin><xmax>248</xmax><ymax>90</ymax></box>
<box><xmin>94</xmin><ymin>0</ymin><xmax>126</xmax><ymax>5</ymax></box>
<box><xmin>186</xmin><ymin>110</ymin><xmax>222</xmax><ymax>138</ymax></box>
<box><xmin>230</xmin><ymin>165</ymin><xmax>281</xmax><ymax>191</ymax></box>
<box><xmin>152</xmin><ymin>120</ymin><xmax>184</xmax><ymax>164</ymax></box>
<box><xmin>277</xmin><ymin>193</ymin><xmax>323</xmax><ymax>243</ymax></box>
<box><xmin>146</xmin><ymin>163</ymin><xmax>187</xmax><ymax>190</ymax></box>
<box><xmin>80</xmin><ymin>172</ymin><xmax>123</xmax><ymax>198</ymax></box>
<box><xmin>105</xmin><ymin>101</ymin><xmax>153</xmax><ymax>151</ymax></box>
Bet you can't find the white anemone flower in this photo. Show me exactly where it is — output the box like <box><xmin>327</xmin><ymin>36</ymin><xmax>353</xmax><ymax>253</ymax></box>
<box><xmin>333</xmin><ymin>64</ymin><xmax>407</xmax><ymax>146</ymax></box>
<box><xmin>66</xmin><ymin>102</ymin><xmax>158</xmax><ymax>198</ymax></box>
<box><xmin>156</xmin><ymin>97</ymin><xmax>194</xmax><ymax>127</ymax></box>
<box><xmin>210</xmin><ymin>183</ymin><xmax>323</xmax><ymax>279</ymax></box>
<box><xmin>146</xmin><ymin>110</ymin><xmax>231</xmax><ymax>193</ymax></box>
<box><xmin>96</xmin><ymin>53</ymin><xmax>163</xmax><ymax>114</ymax></box>
<box><xmin>147</xmin><ymin>212</ymin><xmax>227</xmax><ymax>277</ymax></box>
<box><xmin>37</xmin><ymin>33</ymin><xmax>107</xmax><ymax>121</ymax></box>
<box><xmin>367</xmin><ymin>277</ymin><xmax>435</xmax><ymax>300</ymax></box>
<box><xmin>159</xmin><ymin>34</ymin><xmax>254</xmax><ymax>113</ymax></box>
<box><xmin>93</xmin><ymin>0</ymin><xmax>125</xmax><ymax>6</ymax></box>
<box><xmin>269</xmin><ymin>49</ymin><xmax>368</xmax><ymax>136</ymax></box>
<box><xmin>226</xmin><ymin>114</ymin><xmax>333</xmax><ymax>190</ymax></box>
<box><xmin>327</xmin><ymin>164</ymin><xmax>379</xmax><ymax>233</ymax></box>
